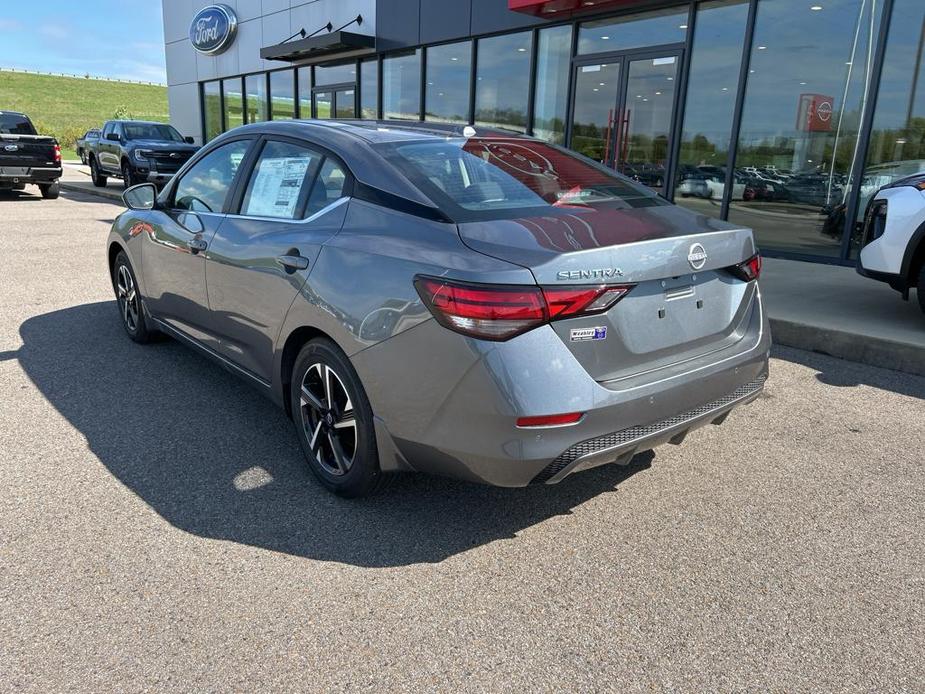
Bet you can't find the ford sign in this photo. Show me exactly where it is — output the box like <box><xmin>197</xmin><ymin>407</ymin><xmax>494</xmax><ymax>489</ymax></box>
<box><xmin>189</xmin><ymin>4</ymin><xmax>237</xmax><ymax>55</ymax></box>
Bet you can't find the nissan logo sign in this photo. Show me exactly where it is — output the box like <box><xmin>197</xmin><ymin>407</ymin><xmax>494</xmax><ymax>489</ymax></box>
<box><xmin>189</xmin><ymin>4</ymin><xmax>238</xmax><ymax>55</ymax></box>
<box><xmin>688</xmin><ymin>242</ymin><xmax>708</xmax><ymax>270</ymax></box>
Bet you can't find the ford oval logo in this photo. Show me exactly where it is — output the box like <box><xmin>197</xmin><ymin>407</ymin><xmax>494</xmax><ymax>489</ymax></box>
<box><xmin>688</xmin><ymin>242</ymin><xmax>708</xmax><ymax>270</ymax></box>
<box><xmin>189</xmin><ymin>4</ymin><xmax>237</xmax><ymax>55</ymax></box>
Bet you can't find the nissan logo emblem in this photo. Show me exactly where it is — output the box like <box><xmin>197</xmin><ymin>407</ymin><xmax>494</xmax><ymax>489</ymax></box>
<box><xmin>688</xmin><ymin>243</ymin><xmax>708</xmax><ymax>270</ymax></box>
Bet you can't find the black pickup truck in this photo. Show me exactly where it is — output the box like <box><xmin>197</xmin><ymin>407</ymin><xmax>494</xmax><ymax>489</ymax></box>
<box><xmin>88</xmin><ymin>120</ymin><xmax>198</xmax><ymax>189</ymax></box>
<box><xmin>0</xmin><ymin>111</ymin><xmax>62</xmax><ymax>199</ymax></box>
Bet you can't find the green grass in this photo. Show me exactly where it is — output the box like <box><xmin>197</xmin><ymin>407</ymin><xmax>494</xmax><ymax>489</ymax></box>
<box><xmin>0</xmin><ymin>71</ymin><xmax>168</xmax><ymax>159</ymax></box>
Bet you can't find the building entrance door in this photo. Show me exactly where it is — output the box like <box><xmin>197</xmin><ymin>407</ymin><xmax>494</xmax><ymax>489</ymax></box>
<box><xmin>313</xmin><ymin>85</ymin><xmax>356</xmax><ymax>118</ymax></box>
<box><xmin>569</xmin><ymin>50</ymin><xmax>681</xmax><ymax>195</ymax></box>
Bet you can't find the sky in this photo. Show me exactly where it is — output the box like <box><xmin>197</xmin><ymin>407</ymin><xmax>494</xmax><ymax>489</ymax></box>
<box><xmin>0</xmin><ymin>0</ymin><xmax>166</xmax><ymax>83</ymax></box>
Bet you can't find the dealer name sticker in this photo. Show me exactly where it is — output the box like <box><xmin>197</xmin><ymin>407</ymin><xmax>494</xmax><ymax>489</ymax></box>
<box><xmin>570</xmin><ymin>326</ymin><xmax>607</xmax><ymax>342</ymax></box>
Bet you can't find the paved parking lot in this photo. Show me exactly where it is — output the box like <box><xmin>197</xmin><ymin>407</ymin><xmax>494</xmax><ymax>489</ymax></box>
<box><xmin>1</xmin><ymin>187</ymin><xmax>924</xmax><ymax>692</ymax></box>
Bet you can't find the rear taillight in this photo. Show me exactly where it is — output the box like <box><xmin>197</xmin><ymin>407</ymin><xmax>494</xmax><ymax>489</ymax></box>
<box><xmin>728</xmin><ymin>253</ymin><xmax>761</xmax><ymax>282</ymax></box>
<box><xmin>414</xmin><ymin>276</ymin><xmax>633</xmax><ymax>341</ymax></box>
<box><xmin>54</xmin><ymin>144</ymin><xmax>61</xmax><ymax>164</ymax></box>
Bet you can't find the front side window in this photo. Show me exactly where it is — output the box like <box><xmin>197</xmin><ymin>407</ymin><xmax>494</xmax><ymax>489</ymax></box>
<box><xmin>123</xmin><ymin>123</ymin><xmax>183</xmax><ymax>141</ymax></box>
<box><xmin>378</xmin><ymin>138</ymin><xmax>663</xmax><ymax>221</ymax></box>
<box><xmin>241</xmin><ymin>140</ymin><xmax>319</xmax><ymax>219</ymax></box>
<box><xmin>174</xmin><ymin>139</ymin><xmax>251</xmax><ymax>213</ymax></box>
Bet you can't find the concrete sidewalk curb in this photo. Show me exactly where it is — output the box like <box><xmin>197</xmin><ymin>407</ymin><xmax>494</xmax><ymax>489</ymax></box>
<box><xmin>59</xmin><ymin>180</ymin><xmax>123</xmax><ymax>203</ymax></box>
<box><xmin>770</xmin><ymin>317</ymin><xmax>925</xmax><ymax>377</ymax></box>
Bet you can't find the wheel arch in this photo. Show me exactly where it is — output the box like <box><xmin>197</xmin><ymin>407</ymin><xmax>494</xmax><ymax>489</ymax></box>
<box><xmin>278</xmin><ymin>325</ymin><xmax>339</xmax><ymax>419</ymax></box>
<box><xmin>902</xmin><ymin>222</ymin><xmax>925</xmax><ymax>291</ymax></box>
<box><xmin>107</xmin><ymin>240</ymin><xmax>126</xmax><ymax>282</ymax></box>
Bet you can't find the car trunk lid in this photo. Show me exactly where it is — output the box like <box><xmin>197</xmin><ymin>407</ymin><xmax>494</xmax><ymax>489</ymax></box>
<box><xmin>0</xmin><ymin>134</ymin><xmax>58</xmax><ymax>168</ymax></box>
<box><xmin>457</xmin><ymin>204</ymin><xmax>759</xmax><ymax>383</ymax></box>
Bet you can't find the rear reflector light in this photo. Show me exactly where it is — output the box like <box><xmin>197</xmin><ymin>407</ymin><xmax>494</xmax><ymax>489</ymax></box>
<box><xmin>517</xmin><ymin>412</ymin><xmax>584</xmax><ymax>428</ymax></box>
<box><xmin>728</xmin><ymin>253</ymin><xmax>761</xmax><ymax>282</ymax></box>
<box><xmin>414</xmin><ymin>276</ymin><xmax>634</xmax><ymax>341</ymax></box>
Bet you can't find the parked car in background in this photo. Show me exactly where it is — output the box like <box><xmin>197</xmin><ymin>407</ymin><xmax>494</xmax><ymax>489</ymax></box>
<box><xmin>0</xmin><ymin>110</ymin><xmax>62</xmax><ymax>199</ymax></box>
<box><xmin>857</xmin><ymin>172</ymin><xmax>925</xmax><ymax>314</ymax></box>
<box><xmin>677</xmin><ymin>171</ymin><xmax>745</xmax><ymax>201</ymax></box>
<box><xmin>108</xmin><ymin>120</ymin><xmax>770</xmax><ymax>497</ymax></box>
<box><xmin>76</xmin><ymin>128</ymin><xmax>100</xmax><ymax>164</ymax></box>
<box><xmin>87</xmin><ymin>120</ymin><xmax>198</xmax><ymax>189</ymax></box>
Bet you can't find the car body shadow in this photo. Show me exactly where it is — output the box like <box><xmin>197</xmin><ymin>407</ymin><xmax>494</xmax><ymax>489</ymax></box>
<box><xmin>772</xmin><ymin>345</ymin><xmax>925</xmax><ymax>399</ymax></box>
<box><xmin>18</xmin><ymin>302</ymin><xmax>651</xmax><ymax>567</ymax></box>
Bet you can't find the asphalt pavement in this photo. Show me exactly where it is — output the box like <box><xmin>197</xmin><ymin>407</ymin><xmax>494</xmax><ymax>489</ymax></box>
<box><xmin>1</xmin><ymin>186</ymin><xmax>924</xmax><ymax>692</ymax></box>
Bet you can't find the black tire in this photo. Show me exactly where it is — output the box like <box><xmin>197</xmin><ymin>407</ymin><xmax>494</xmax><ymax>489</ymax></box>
<box><xmin>112</xmin><ymin>251</ymin><xmax>154</xmax><ymax>344</ymax></box>
<box><xmin>917</xmin><ymin>263</ymin><xmax>925</xmax><ymax>315</ymax></box>
<box><xmin>122</xmin><ymin>160</ymin><xmax>136</xmax><ymax>189</ymax></box>
<box><xmin>90</xmin><ymin>157</ymin><xmax>107</xmax><ymax>187</ymax></box>
<box><xmin>39</xmin><ymin>182</ymin><xmax>60</xmax><ymax>199</ymax></box>
<box><xmin>290</xmin><ymin>338</ymin><xmax>386</xmax><ymax>498</ymax></box>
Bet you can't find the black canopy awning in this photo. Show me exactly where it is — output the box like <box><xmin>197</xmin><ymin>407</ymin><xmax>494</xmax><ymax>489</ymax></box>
<box><xmin>260</xmin><ymin>30</ymin><xmax>375</xmax><ymax>62</ymax></box>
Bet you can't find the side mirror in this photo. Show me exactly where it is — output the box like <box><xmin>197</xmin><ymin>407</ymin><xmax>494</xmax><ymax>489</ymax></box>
<box><xmin>123</xmin><ymin>183</ymin><xmax>157</xmax><ymax>210</ymax></box>
<box><xmin>184</xmin><ymin>136</ymin><xmax>195</xmax><ymax>144</ymax></box>
<box><xmin>106</xmin><ymin>132</ymin><xmax>121</xmax><ymax>141</ymax></box>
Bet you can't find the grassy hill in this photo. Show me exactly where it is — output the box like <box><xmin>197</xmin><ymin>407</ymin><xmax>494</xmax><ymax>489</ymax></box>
<box><xmin>0</xmin><ymin>71</ymin><xmax>168</xmax><ymax>159</ymax></box>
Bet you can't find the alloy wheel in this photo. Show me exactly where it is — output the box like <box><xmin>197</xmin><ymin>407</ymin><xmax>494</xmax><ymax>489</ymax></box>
<box><xmin>116</xmin><ymin>264</ymin><xmax>139</xmax><ymax>332</ymax></box>
<box><xmin>299</xmin><ymin>362</ymin><xmax>357</xmax><ymax>476</ymax></box>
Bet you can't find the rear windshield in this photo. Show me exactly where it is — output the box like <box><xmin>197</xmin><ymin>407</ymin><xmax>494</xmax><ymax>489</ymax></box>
<box><xmin>123</xmin><ymin>123</ymin><xmax>183</xmax><ymax>142</ymax></box>
<box><xmin>0</xmin><ymin>113</ymin><xmax>36</xmax><ymax>135</ymax></box>
<box><xmin>376</xmin><ymin>137</ymin><xmax>665</xmax><ymax>221</ymax></box>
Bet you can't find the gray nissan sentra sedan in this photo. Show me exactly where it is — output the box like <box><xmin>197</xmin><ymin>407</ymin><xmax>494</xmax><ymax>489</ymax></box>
<box><xmin>107</xmin><ymin>120</ymin><xmax>770</xmax><ymax>497</ymax></box>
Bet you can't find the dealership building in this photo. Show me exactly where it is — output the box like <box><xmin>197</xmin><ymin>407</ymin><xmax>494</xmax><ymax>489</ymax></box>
<box><xmin>162</xmin><ymin>0</ymin><xmax>925</xmax><ymax>264</ymax></box>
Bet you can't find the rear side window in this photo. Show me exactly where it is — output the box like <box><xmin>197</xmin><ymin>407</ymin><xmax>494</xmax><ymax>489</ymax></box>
<box><xmin>241</xmin><ymin>140</ymin><xmax>320</xmax><ymax>219</ymax></box>
<box><xmin>0</xmin><ymin>113</ymin><xmax>36</xmax><ymax>135</ymax></box>
<box><xmin>174</xmin><ymin>139</ymin><xmax>251</xmax><ymax>213</ymax></box>
<box><xmin>305</xmin><ymin>159</ymin><xmax>348</xmax><ymax>216</ymax></box>
<box><xmin>377</xmin><ymin>137</ymin><xmax>664</xmax><ymax>221</ymax></box>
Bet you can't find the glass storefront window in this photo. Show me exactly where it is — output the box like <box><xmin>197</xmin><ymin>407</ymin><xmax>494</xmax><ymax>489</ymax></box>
<box><xmin>203</xmin><ymin>81</ymin><xmax>221</xmax><ymax>140</ymax></box>
<box><xmin>269</xmin><ymin>70</ymin><xmax>295</xmax><ymax>120</ymax></box>
<box><xmin>360</xmin><ymin>59</ymin><xmax>379</xmax><ymax>119</ymax></box>
<box><xmin>532</xmin><ymin>25</ymin><xmax>572</xmax><ymax>145</ymax></box>
<box><xmin>298</xmin><ymin>67</ymin><xmax>312</xmax><ymax>119</ymax></box>
<box><xmin>729</xmin><ymin>0</ymin><xmax>883</xmax><ymax>258</ymax></box>
<box><xmin>859</xmin><ymin>0</ymin><xmax>925</xmax><ymax>253</ymax></box>
<box><xmin>245</xmin><ymin>73</ymin><xmax>268</xmax><ymax>123</ymax></box>
<box><xmin>475</xmin><ymin>32</ymin><xmax>532</xmax><ymax>133</ymax></box>
<box><xmin>222</xmin><ymin>78</ymin><xmax>243</xmax><ymax>131</ymax></box>
<box><xmin>674</xmin><ymin>0</ymin><xmax>748</xmax><ymax>217</ymax></box>
<box><xmin>315</xmin><ymin>62</ymin><xmax>356</xmax><ymax>87</ymax></box>
<box><xmin>383</xmin><ymin>50</ymin><xmax>421</xmax><ymax>120</ymax></box>
<box><xmin>578</xmin><ymin>7</ymin><xmax>688</xmax><ymax>55</ymax></box>
<box><xmin>425</xmin><ymin>41</ymin><xmax>471</xmax><ymax>123</ymax></box>
<box><xmin>335</xmin><ymin>88</ymin><xmax>356</xmax><ymax>118</ymax></box>
<box><xmin>315</xmin><ymin>91</ymin><xmax>332</xmax><ymax>119</ymax></box>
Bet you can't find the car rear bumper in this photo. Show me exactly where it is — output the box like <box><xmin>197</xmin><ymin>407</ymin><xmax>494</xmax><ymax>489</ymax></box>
<box><xmin>353</xmin><ymin>288</ymin><xmax>772</xmax><ymax>487</ymax></box>
<box><xmin>0</xmin><ymin>166</ymin><xmax>61</xmax><ymax>185</ymax></box>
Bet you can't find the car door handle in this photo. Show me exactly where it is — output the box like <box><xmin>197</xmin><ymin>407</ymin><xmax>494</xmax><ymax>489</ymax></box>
<box><xmin>276</xmin><ymin>254</ymin><xmax>310</xmax><ymax>272</ymax></box>
<box><xmin>186</xmin><ymin>237</ymin><xmax>208</xmax><ymax>254</ymax></box>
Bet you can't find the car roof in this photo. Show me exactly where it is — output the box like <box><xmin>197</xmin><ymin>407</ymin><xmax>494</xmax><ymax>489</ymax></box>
<box><xmin>0</xmin><ymin>110</ymin><xmax>27</xmax><ymax>117</ymax></box>
<box><xmin>246</xmin><ymin>119</ymin><xmax>535</xmax><ymax>144</ymax></box>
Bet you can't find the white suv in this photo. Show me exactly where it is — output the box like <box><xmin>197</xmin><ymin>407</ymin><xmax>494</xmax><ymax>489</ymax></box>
<box><xmin>857</xmin><ymin>173</ymin><xmax>925</xmax><ymax>314</ymax></box>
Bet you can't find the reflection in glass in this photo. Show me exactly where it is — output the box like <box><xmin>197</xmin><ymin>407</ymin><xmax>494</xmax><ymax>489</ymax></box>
<box><xmin>533</xmin><ymin>25</ymin><xmax>572</xmax><ymax>145</ymax></box>
<box><xmin>298</xmin><ymin>67</ymin><xmax>312</xmax><ymax>119</ymax></box>
<box><xmin>245</xmin><ymin>74</ymin><xmax>268</xmax><ymax>123</ymax></box>
<box><xmin>674</xmin><ymin>0</ymin><xmax>748</xmax><ymax>217</ymax></box>
<box><xmin>571</xmin><ymin>62</ymin><xmax>620</xmax><ymax>164</ymax></box>
<box><xmin>859</xmin><ymin>0</ymin><xmax>925</xmax><ymax>255</ymax></box>
<box><xmin>270</xmin><ymin>70</ymin><xmax>295</xmax><ymax>120</ymax></box>
<box><xmin>729</xmin><ymin>0</ymin><xmax>883</xmax><ymax>258</ymax></box>
<box><xmin>578</xmin><ymin>7</ymin><xmax>687</xmax><ymax>55</ymax></box>
<box><xmin>618</xmin><ymin>57</ymin><xmax>678</xmax><ymax>191</ymax></box>
<box><xmin>203</xmin><ymin>81</ymin><xmax>222</xmax><ymax>140</ymax></box>
<box><xmin>383</xmin><ymin>50</ymin><xmax>421</xmax><ymax>120</ymax></box>
<box><xmin>360</xmin><ymin>59</ymin><xmax>379</xmax><ymax>119</ymax></box>
<box><xmin>425</xmin><ymin>41</ymin><xmax>471</xmax><ymax>123</ymax></box>
<box><xmin>475</xmin><ymin>32</ymin><xmax>532</xmax><ymax>133</ymax></box>
<box><xmin>222</xmin><ymin>78</ymin><xmax>243</xmax><ymax>131</ymax></box>
<box><xmin>335</xmin><ymin>89</ymin><xmax>355</xmax><ymax>118</ymax></box>
<box><xmin>315</xmin><ymin>91</ymin><xmax>332</xmax><ymax>119</ymax></box>
<box><xmin>315</xmin><ymin>62</ymin><xmax>357</xmax><ymax>86</ymax></box>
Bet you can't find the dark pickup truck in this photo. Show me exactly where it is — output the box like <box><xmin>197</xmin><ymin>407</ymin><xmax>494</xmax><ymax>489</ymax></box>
<box><xmin>0</xmin><ymin>111</ymin><xmax>62</xmax><ymax>199</ymax></box>
<box><xmin>88</xmin><ymin>119</ymin><xmax>198</xmax><ymax>189</ymax></box>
